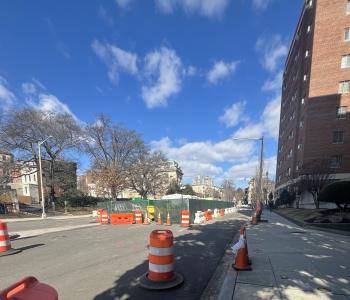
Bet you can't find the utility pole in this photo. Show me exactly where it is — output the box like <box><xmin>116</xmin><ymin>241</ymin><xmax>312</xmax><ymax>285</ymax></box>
<box><xmin>258</xmin><ymin>136</ymin><xmax>264</xmax><ymax>206</ymax></box>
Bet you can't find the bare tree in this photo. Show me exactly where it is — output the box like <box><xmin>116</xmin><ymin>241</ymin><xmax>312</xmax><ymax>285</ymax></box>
<box><xmin>0</xmin><ymin>109</ymin><xmax>81</xmax><ymax>203</ymax></box>
<box><xmin>222</xmin><ymin>179</ymin><xmax>235</xmax><ymax>202</ymax></box>
<box><xmin>82</xmin><ymin>115</ymin><xmax>146</xmax><ymax>198</ymax></box>
<box><xmin>298</xmin><ymin>159</ymin><xmax>332</xmax><ymax>209</ymax></box>
<box><xmin>128</xmin><ymin>151</ymin><xmax>169</xmax><ymax>199</ymax></box>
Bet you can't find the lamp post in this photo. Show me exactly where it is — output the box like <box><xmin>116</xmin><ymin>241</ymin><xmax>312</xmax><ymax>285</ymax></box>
<box><xmin>232</xmin><ymin>136</ymin><xmax>264</xmax><ymax>208</ymax></box>
<box><xmin>38</xmin><ymin>136</ymin><xmax>52</xmax><ymax>219</ymax></box>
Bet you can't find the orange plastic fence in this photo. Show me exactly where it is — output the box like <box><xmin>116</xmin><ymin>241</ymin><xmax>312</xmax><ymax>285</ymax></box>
<box><xmin>0</xmin><ymin>277</ymin><xmax>58</xmax><ymax>300</ymax></box>
<box><xmin>110</xmin><ymin>213</ymin><xmax>135</xmax><ymax>225</ymax></box>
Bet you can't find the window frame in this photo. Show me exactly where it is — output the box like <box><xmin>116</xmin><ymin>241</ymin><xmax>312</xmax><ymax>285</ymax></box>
<box><xmin>330</xmin><ymin>155</ymin><xmax>342</xmax><ymax>168</ymax></box>
<box><xmin>337</xmin><ymin>106</ymin><xmax>348</xmax><ymax>119</ymax></box>
<box><xmin>332</xmin><ymin>130</ymin><xmax>344</xmax><ymax>144</ymax></box>
<box><xmin>345</xmin><ymin>27</ymin><xmax>350</xmax><ymax>42</ymax></box>
<box><xmin>338</xmin><ymin>81</ymin><xmax>350</xmax><ymax>94</ymax></box>
<box><xmin>341</xmin><ymin>54</ymin><xmax>350</xmax><ymax>68</ymax></box>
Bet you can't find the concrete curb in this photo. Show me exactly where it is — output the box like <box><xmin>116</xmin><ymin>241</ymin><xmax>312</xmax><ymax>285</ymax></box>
<box><xmin>2</xmin><ymin>214</ymin><xmax>93</xmax><ymax>223</ymax></box>
<box><xmin>273</xmin><ymin>210</ymin><xmax>350</xmax><ymax>236</ymax></box>
<box><xmin>200</xmin><ymin>214</ymin><xmax>250</xmax><ymax>300</ymax></box>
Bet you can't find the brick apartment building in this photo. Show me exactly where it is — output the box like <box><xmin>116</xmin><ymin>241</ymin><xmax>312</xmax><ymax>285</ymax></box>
<box><xmin>276</xmin><ymin>0</ymin><xmax>350</xmax><ymax>196</ymax></box>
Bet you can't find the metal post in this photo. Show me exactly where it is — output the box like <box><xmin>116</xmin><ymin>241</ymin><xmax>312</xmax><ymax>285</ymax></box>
<box><xmin>38</xmin><ymin>142</ymin><xmax>46</xmax><ymax>219</ymax></box>
<box><xmin>258</xmin><ymin>136</ymin><xmax>264</xmax><ymax>206</ymax></box>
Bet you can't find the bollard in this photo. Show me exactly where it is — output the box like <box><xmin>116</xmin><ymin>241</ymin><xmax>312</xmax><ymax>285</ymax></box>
<box><xmin>180</xmin><ymin>210</ymin><xmax>190</xmax><ymax>227</ymax></box>
<box><xmin>135</xmin><ymin>209</ymin><xmax>143</xmax><ymax>224</ymax></box>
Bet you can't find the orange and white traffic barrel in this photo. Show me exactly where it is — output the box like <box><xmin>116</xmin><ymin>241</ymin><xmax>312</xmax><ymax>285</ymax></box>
<box><xmin>0</xmin><ymin>221</ymin><xmax>21</xmax><ymax>257</ymax></box>
<box><xmin>97</xmin><ymin>209</ymin><xmax>102</xmax><ymax>223</ymax></box>
<box><xmin>181</xmin><ymin>210</ymin><xmax>190</xmax><ymax>227</ymax></box>
<box><xmin>101</xmin><ymin>210</ymin><xmax>109</xmax><ymax>224</ymax></box>
<box><xmin>0</xmin><ymin>276</ymin><xmax>58</xmax><ymax>300</ymax></box>
<box><xmin>140</xmin><ymin>230</ymin><xmax>183</xmax><ymax>290</ymax></box>
<box><xmin>135</xmin><ymin>209</ymin><xmax>143</xmax><ymax>224</ymax></box>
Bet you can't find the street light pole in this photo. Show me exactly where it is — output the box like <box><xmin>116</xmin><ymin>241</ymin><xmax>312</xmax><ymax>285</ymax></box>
<box><xmin>38</xmin><ymin>136</ymin><xmax>52</xmax><ymax>219</ymax></box>
<box><xmin>232</xmin><ymin>136</ymin><xmax>264</xmax><ymax>207</ymax></box>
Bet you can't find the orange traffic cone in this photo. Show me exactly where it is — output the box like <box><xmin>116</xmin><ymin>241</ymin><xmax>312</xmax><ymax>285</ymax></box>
<box><xmin>157</xmin><ymin>212</ymin><xmax>162</xmax><ymax>225</ymax></box>
<box><xmin>0</xmin><ymin>221</ymin><xmax>21</xmax><ymax>257</ymax></box>
<box><xmin>165</xmin><ymin>212</ymin><xmax>171</xmax><ymax>226</ymax></box>
<box><xmin>241</xmin><ymin>226</ymin><xmax>251</xmax><ymax>265</ymax></box>
<box><xmin>232</xmin><ymin>227</ymin><xmax>251</xmax><ymax>271</ymax></box>
<box><xmin>143</xmin><ymin>212</ymin><xmax>150</xmax><ymax>225</ymax></box>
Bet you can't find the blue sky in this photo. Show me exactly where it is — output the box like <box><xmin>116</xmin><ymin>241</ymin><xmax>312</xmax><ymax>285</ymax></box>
<box><xmin>0</xmin><ymin>0</ymin><xmax>302</xmax><ymax>186</ymax></box>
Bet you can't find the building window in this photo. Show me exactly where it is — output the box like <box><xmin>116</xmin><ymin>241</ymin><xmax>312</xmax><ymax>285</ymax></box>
<box><xmin>33</xmin><ymin>174</ymin><xmax>36</xmax><ymax>182</ymax></box>
<box><xmin>337</xmin><ymin>106</ymin><xmax>348</xmax><ymax>118</ymax></box>
<box><xmin>347</xmin><ymin>0</ymin><xmax>350</xmax><ymax>14</ymax></box>
<box><xmin>330</xmin><ymin>155</ymin><xmax>342</xmax><ymax>168</ymax></box>
<box><xmin>305</xmin><ymin>50</ymin><xmax>309</xmax><ymax>58</ymax></box>
<box><xmin>299</xmin><ymin>120</ymin><xmax>304</xmax><ymax>128</ymax></box>
<box><xmin>307</xmin><ymin>25</ymin><xmax>311</xmax><ymax>33</ymax></box>
<box><xmin>288</xmin><ymin>168</ymin><xmax>291</xmax><ymax>176</ymax></box>
<box><xmin>345</xmin><ymin>28</ymin><xmax>350</xmax><ymax>42</ymax></box>
<box><xmin>341</xmin><ymin>54</ymin><xmax>350</xmax><ymax>68</ymax></box>
<box><xmin>307</xmin><ymin>0</ymin><xmax>313</xmax><ymax>7</ymax></box>
<box><xmin>333</xmin><ymin>131</ymin><xmax>344</xmax><ymax>144</ymax></box>
<box><xmin>338</xmin><ymin>81</ymin><xmax>350</xmax><ymax>94</ymax></box>
<box><xmin>301</xmin><ymin>98</ymin><xmax>305</xmax><ymax>104</ymax></box>
<box><xmin>297</xmin><ymin>143</ymin><xmax>302</xmax><ymax>150</ymax></box>
<box><xmin>25</xmin><ymin>186</ymin><xmax>28</xmax><ymax>195</ymax></box>
<box><xmin>303</xmin><ymin>74</ymin><xmax>308</xmax><ymax>81</ymax></box>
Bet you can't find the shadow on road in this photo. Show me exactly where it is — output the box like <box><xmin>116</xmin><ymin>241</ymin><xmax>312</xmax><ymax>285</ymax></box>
<box><xmin>16</xmin><ymin>243</ymin><xmax>45</xmax><ymax>252</ymax></box>
<box><xmin>93</xmin><ymin>219</ymin><xmax>245</xmax><ymax>300</ymax></box>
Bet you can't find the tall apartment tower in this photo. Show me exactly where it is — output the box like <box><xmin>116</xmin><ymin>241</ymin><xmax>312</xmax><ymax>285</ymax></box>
<box><xmin>275</xmin><ymin>0</ymin><xmax>350</xmax><ymax>193</ymax></box>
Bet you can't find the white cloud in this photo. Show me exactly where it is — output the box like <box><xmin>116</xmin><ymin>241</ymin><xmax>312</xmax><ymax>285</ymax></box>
<box><xmin>223</xmin><ymin>155</ymin><xmax>277</xmax><ymax>182</ymax></box>
<box><xmin>27</xmin><ymin>94</ymin><xmax>80</xmax><ymax>122</ymax></box>
<box><xmin>252</xmin><ymin>0</ymin><xmax>273</xmax><ymax>13</ymax></box>
<box><xmin>207</xmin><ymin>60</ymin><xmax>239</xmax><ymax>84</ymax></box>
<box><xmin>219</xmin><ymin>101</ymin><xmax>245</xmax><ymax>128</ymax></box>
<box><xmin>0</xmin><ymin>76</ymin><xmax>16</xmax><ymax>108</ymax></box>
<box><xmin>262</xmin><ymin>70</ymin><xmax>283</xmax><ymax>92</ymax></box>
<box><xmin>151</xmin><ymin>136</ymin><xmax>255</xmax><ymax>178</ymax></box>
<box><xmin>233</xmin><ymin>94</ymin><xmax>281</xmax><ymax>140</ymax></box>
<box><xmin>141</xmin><ymin>47</ymin><xmax>183</xmax><ymax>108</ymax></box>
<box><xmin>155</xmin><ymin>0</ymin><xmax>230</xmax><ymax>18</ymax></box>
<box><xmin>256</xmin><ymin>35</ymin><xmax>288</xmax><ymax>72</ymax></box>
<box><xmin>116</xmin><ymin>0</ymin><xmax>133</xmax><ymax>9</ymax></box>
<box><xmin>92</xmin><ymin>40</ymin><xmax>138</xmax><ymax>84</ymax></box>
<box><xmin>21</xmin><ymin>83</ymin><xmax>37</xmax><ymax>95</ymax></box>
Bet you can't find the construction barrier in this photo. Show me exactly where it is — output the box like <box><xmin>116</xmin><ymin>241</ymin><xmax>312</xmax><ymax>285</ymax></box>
<box><xmin>251</xmin><ymin>212</ymin><xmax>257</xmax><ymax>225</ymax></box>
<box><xmin>140</xmin><ymin>230</ymin><xmax>183</xmax><ymax>290</ymax></box>
<box><xmin>194</xmin><ymin>211</ymin><xmax>205</xmax><ymax>224</ymax></box>
<box><xmin>181</xmin><ymin>211</ymin><xmax>190</xmax><ymax>227</ymax></box>
<box><xmin>213</xmin><ymin>208</ymin><xmax>219</xmax><ymax>218</ymax></box>
<box><xmin>0</xmin><ymin>276</ymin><xmax>58</xmax><ymax>300</ymax></box>
<box><xmin>110</xmin><ymin>213</ymin><xmax>134</xmax><ymax>225</ymax></box>
<box><xmin>0</xmin><ymin>221</ymin><xmax>21</xmax><ymax>257</ymax></box>
<box><xmin>101</xmin><ymin>210</ymin><xmax>109</xmax><ymax>224</ymax></box>
<box><xmin>97</xmin><ymin>209</ymin><xmax>102</xmax><ymax>223</ymax></box>
<box><xmin>135</xmin><ymin>209</ymin><xmax>143</xmax><ymax>224</ymax></box>
<box><xmin>143</xmin><ymin>211</ymin><xmax>150</xmax><ymax>225</ymax></box>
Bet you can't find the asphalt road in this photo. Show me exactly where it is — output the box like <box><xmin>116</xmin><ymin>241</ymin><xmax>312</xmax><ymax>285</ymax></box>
<box><xmin>1</xmin><ymin>213</ymin><xmax>246</xmax><ymax>300</ymax></box>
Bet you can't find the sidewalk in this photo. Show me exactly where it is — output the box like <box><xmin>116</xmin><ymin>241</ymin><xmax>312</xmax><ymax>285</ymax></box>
<box><xmin>2</xmin><ymin>214</ymin><xmax>92</xmax><ymax>223</ymax></box>
<box><xmin>220</xmin><ymin>211</ymin><xmax>350</xmax><ymax>300</ymax></box>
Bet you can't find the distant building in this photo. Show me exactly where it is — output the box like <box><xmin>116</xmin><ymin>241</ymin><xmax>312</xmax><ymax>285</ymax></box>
<box><xmin>248</xmin><ymin>177</ymin><xmax>275</xmax><ymax>205</ymax></box>
<box><xmin>191</xmin><ymin>175</ymin><xmax>222</xmax><ymax>199</ymax></box>
<box><xmin>78</xmin><ymin>160</ymin><xmax>183</xmax><ymax>199</ymax></box>
<box><xmin>276</xmin><ymin>0</ymin><xmax>350</xmax><ymax>196</ymax></box>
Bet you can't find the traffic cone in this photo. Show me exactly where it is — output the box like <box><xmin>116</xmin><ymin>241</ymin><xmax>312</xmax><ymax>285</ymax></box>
<box><xmin>143</xmin><ymin>211</ymin><xmax>150</xmax><ymax>225</ymax></box>
<box><xmin>241</xmin><ymin>227</ymin><xmax>251</xmax><ymax>265</ymax></box>
<box><xmin>157</xmin><ymin>212</ymin><xmax>162</xmax><ymax>225</ymax></box>
<box><xmin>165</xmin><ymin>212</ymin><xmax>171</xmax><ymax>226</ymax></box>
<box><xmin>0</xmin><ymin>221</ymin><xmax>21</xmax><ymax>257</ymax></box>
